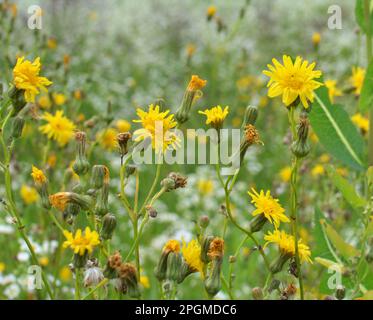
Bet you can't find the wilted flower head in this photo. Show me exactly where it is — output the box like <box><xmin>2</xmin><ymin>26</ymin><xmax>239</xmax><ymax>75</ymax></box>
<box><xmin>263</xmin><ymin>55</ymin><xmax>323</xmax><ymax>108</ymax></box>
<box><xmin>207</xmin><ymin>237</ymin><xmax>224</xmax><ymax>260</ymax></box>
<box><xmin>13</xmin><ymin>56</ymin><xmax>52</xmax><ymax>103</ymax></box>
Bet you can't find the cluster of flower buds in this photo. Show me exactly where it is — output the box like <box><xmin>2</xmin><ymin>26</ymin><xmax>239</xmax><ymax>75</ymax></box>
<box><xmin>160</xmin><ymin>172</ymin><xmax>187</xmax><ymax>192</ymax></box>
<box><xmin>201</xmin><ymin>236</ymin><xmax>224</xmax><ymax>297</ymax></box>
<box><xmin>291</xmin><ymin>111</ymin><xmax>311</xmax><ymax>158</ymax></box>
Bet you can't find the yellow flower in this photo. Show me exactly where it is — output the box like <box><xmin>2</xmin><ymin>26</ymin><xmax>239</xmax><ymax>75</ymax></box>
<box><xmin>39</xmin><ymin>110</ymin><xmax>76</xmax><ymax>146</ymax></box>
<box><xmin>324</xmin><ymin>79</ymin><xmax>343</xmax><ymax>104</ymax></box>
<box><xmin>182</xmin><ymin>239</ymin><xmax>204</xmax><ymax>274</ymax></box>
<box><xmin>63</xmin><ymin>227</ymin><xmax>100</xmax><ymax>256</ymax></box>
<box><xmin>52</xmin><ymin>93</ymin><xmax>66</xmax><ymax>106</ymax></box>
<box><xmin>351</xmin><ymin>113</ymin><xmax>369</xmax><ymax>133</ymax></box>
<box><xmin>0</xmin><ymin>262</ymin><xmax>5</xmax><ymax>273</ymax></box>
<box><xmin>186</xmin><ymin>43</ymin><xmax>197</xmax><ymax>57</ymax></box>
<box><xmin>47</xmin><ymin>153</ymin><xmax>57</xmax><ymax>168</ymax></box>
<box><xmin>47</xmin><ymin>37</ymin><xmax>57</xmax><ymax>49</ymax></box>
<box><xmin>311</xmin><ymin>164</ymin><xmax>325</xmax><ymax>177</ymax></box>
<box><xmin>13</xmin><ymin>56</ymin><xmax>52</xmax><ymax>103</ymax></box>
<box><xmin>116</xmin><ymin>119</ymin><xmax>131</xmax><ymax>132</ymax></box>
<box><xmin>140</xmin><ymin>275</ymin><xmax>150</xmax><ymax>288</ymax></box>
<box><xmin>96</xmin><ymin>128</ymin><xmax>118</xmax><ymax>151</ymax></box>
<box><xmin>187</xmin><ymin>75</ymin><xmax>207</xmax><ymax>91</ymax></box>
<box><xmin>59</xmin><ymin>266</ymin><xmax>72</xmax><ymax>282</ymax></box>
<box><xmin>319</xmin><ymin>153</ymin><xmax>330</xmax><ymax>163</ymax></box>
<box><xmin>206</xmin><ymin>6</ymin><xmax>217</xmax><ymax>19</ymax></box>
<box><xmin>264</xmin><ymin>230</ymin><xmax>312</xmax><ymax>263</ymax></box>
<box><xmin>133</xmin><ymin>104</ymin><xmax>179</xmax><ymax>153</ymax></box>
<box><xmin>248</xmin><ymin>188</ymin><xmax>289</xmax><ymax>229</ymax></box>
<box><xmin>197</xmin><ymin>179</ymin><xmax>214</xmax><ymax>195</ymax></box>
<box><xmin>312</xmin><ymin>32</ymin><xmax>321</xmax><ymax>46</ymax></box>
<box><xmin>199</xmin><ymin>105</ymin><xmax>229</xmax><ymax>128</ymax></box>
<box><xmin>39</xmin><ymin>256</ymin><xmax>49</xmax><ymax>267</ymax></box>
<box><xmin>31</xmin><ymin>165</ymin><xmax>47</xmax><ymax>185</ymax></box>
<box><xmin>163</xmin><ymin>240</ymin><xmax>180</xmax><ymax>253</ymax></box>
<box><xmin>279</xmin><ymin>166</ymin><xmax>292</xmax><ymax>183</ymax></box>
<box><xmin>349</xmin><ymin>67</ymin><xmax>365</xmax><ymax>95</ymax></box>
<box><xmin>20</xmin><ymin>185</ymin><xmax>39</xmax><ymax>204</ymax></box>
<box><xmin>263</xmin><ymin>55</ymin><xmax>323</xmax><ymax>108</ymax></box>
<box><xmin>38</xmin><ymin>95</ymin><xmax>52</xmax><ymax>109</ymax></box>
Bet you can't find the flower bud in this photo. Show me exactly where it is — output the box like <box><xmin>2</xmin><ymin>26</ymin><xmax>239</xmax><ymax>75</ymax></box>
<box><xmin>117</xmin><ymin>132</ymin><xmax>131</xmax><ymax>156</ymax></box>
<box><xmin>155</xmin><ymin>240</ymin><xmax>180</xmax><ymax>281</ymax></box>
<box><xmin>335</xmin><ymin>285</ymin><xmax>345</xmax><ymax>300</ymax></box>
<box><xmin>241</xmin><ymin>105</ymin><xmax>258</xmax><ymax>129</ymax></box>
<box><xmin>252</xmin><ymin>287</ymin><xmax>263</xmax><ymax>300</ymax></box>
<box><xmin>8</xmin><ymin>87</ymin><xmax>26</xmax><ymax>116</ymax></box>
<box><xmin>49</xmin><ymin>192</ymin><xmax>93</xmax><ymax>212</ymax></box>
<box><xmin>10</xmin><ymin>116</ymin><xmax>25</xmax><ymax>139</ymax></box>
<box><xmin>72</xmin><ymin>132</ymin><xmax>90</xmax><ymax>176</ymax></box>
<box><xmin>91</xmin><ymin>165</ymin><xmax>108</xmax><ymax>189</ymax></box>
<box><xmin>165</xmin><ymin>251</ymin><xmax>182</xmax><ymax>282</ymax></box>
<box><xmin>204</xmin><ymin>258</ymin><xmax>222</xmax><ymax>297</ymax></box>
<box><xmin>201</xmin><ymin>235</ymin><xmax>214</xmax><ymax>263</ymax></box>
<box><xmin>248</xmin><ymin>214</ymin><xmax>267</xmax><ymax>233</ymax></box>
<box><xmin>199</xmin><ymin>215</ymin><xmax>210</xmax><ymax>228</ymax></box>
<box><xmin>95</xmin><ymin>184</ymin><xmax>109</xmax><ymax>216</ymax></box>
<box><xmin>176</xmin><ymin>75</ymin><xmax>207</xmax><ymax>124</ymax></box>
<box><xmin>146</xmin><ymin>205</ymin><xmax>158</xmax><ymax>218</ymax></box>
<box><xmin>291</xmin><ymin>112</ymin><xmax>310</xmax><ymax>158</ymax></box>
<box><xmin>125</xmin><ymin>164</ymin><xmax>137</xmax><ymax>178</ymax></box>
<box><xmin>270</xmin><ymin>253</ymin><xmax>292</xmax><ymax>274</ymax></box>
<box><xmin>101</xmin><ymin>213</ymin><xmax>117</xmax><ymax>240</ymax></box>
<box><xmin>153</xmin><ymin>98</ymin><xmax>167</xmax><ymax>112</ymax></box>
<box><xmin>64</xmin><ymin>202</ymin><xmax>80</xmax><ymax>218</ymax></box>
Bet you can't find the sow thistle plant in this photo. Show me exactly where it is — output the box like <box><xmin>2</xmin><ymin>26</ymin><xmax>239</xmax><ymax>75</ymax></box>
<box><xmin>1</xmin><ymin>1</ymin><xmax>373</xmax><ymax>301</ymax></box>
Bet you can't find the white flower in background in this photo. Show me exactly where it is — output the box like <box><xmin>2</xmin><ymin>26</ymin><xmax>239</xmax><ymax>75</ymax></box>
<box><xmin>3</xmin><ymin>283</ymin><xmax>20</xmax><ymax>299</ymax></box>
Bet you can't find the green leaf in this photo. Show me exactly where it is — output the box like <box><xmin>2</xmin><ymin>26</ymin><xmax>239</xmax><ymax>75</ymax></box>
<box><xmin>355</xmin><ymin>0</ymin><xmax>373</xmax><ymax>35</ymax></box>
<box><xmin>327</xmin><ymin>166</ymin><xmax>367</xmax><ymax>209</ymax></box>
<box><xmin>321</xmin><ymin>220</ymin><xmax>361</xmax><ymax>259</ymax></box>
<box><xmin>310</xmin><ymin>86</ymin><xmax>365</xmax><ymax>171</ymax></box>
<box><xmin>359</xmin><ymin>60</ymin><xmax>373</xmax><ymax>112</ymax></box>
<box><xmin>313</xmin><ymin>208</ymin><xmax>334</xmax><ymax>260</ymax></box>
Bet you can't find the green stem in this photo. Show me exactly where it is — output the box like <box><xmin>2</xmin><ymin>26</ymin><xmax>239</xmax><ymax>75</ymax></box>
<box><xmin>288</xmin><ymin>108</ymin><xmax>304</xmax><ymax>300</ymax></box>
<box><xmin>75</xmin><ymin>269</ymin><xmax>81</xmax><ymax>300</ymax></box>
<box><xmin>82</xmin><ymin>278</ymin><xmax>109</xmax><ymax>300</ymax></box>
<box><xmin>364</xmin><ymin>0</ymin><xmax>373</xmax><ymax>165</ymax></box>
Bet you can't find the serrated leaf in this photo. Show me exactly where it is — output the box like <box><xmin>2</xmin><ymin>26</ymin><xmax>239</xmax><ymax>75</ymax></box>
<box><xmin>327</xmin><ymin>166</ymin><xmax>367</xmax><ymax>209</ymax></box>
<box><xmin>359</xmin><ymin>59</ymin><xmax>373</xmax><ymax>112</ymax></box>
<box><xmin>355</xmin><ymin>0</ymin><xmax>373</xmax><ymax>35</ymax></box>
<box><xmin>310</xmin><ymin>86</ymin><xmax>365</xmax><ymax>171</ymax></box>
<box><xmin>321</xmin><ymin>220</ymin><xmax>361</xmax><ymax>259</ymax></box>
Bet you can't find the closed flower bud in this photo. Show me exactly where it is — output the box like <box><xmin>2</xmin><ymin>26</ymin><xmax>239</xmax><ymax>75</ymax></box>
<box><xmin>146</xmin><ymin>205</ymin><xmax>158</xmax><ymax>218</ymax></box>
<box><xmin>117</xmin><ymin>132</ymin><xmax>131</xmax><ymax>156</ymax></box>
<box><xmin>199</xmin><ymin>215</ymin><xmax>210</xmax><ymax>228</ymax></box>
<box><xmin>291</xmin><ymin>112</ymin><xmax>310</xmax><ymax>158</ymax></box>
<box><xmin>125</xmin><ymin>164</ymin><xmax>137</xmax><ymax>178</ymax></box>
<box><xmin>73</xmin><ymin>252</ymin><xmax>88</xmax><ymax>269</ymax></box>
<box><xmin>335</xmin><ymin>285</ymin><xmax>345</xmax><ymax>300</ymax></box>
<box><xmin>91</xmin><ymin>165</ymin><xmax>108</xmax><ymax>189</ymax></box>
<box><xmin>101</xmin><ymin>213</ymin><xmax>117</xmax><ymax>240</ymax></box>
<box><xmin>248</xmin><ymin>214</ymin><xmax>267</xmax><ymax>233</ymax></box>
<box><xmin>95</xmin><ymin>183</ymin><xmax>109</xmax><ymax>216</ymax></box>
<box><xmin>10</xmin><ymin>116</ymin><xmax>25</xmax><ymax>139</ymax></box>
<box><xmin>72</xmin><ymin>132</ymin><xmax>90</xmax><ymax>176</ymax></box>
<box><xmin>252</xmin><ymin>287</ymin><xmax>263</xmax><ymax>300</ymax></box>
<box><xmin>241</xmin><ymin>105</ymin><xmax>258</xmax><ymax>129</ymax></box>
<box><xmin>201</xmin><ymin>235</ymin><xmax>214</xmax><ymax>263</ymax></box>
<box><xmin>270</xmin><ymin>253</ymin><xmax>292</xmax><ymax>274</ymax></box>
<box><xmin>8</xmin><ymin>86</ymin><xmax>26</xmax><ymax>116</ymax></box>
<box><xmin>165</xmin><ymin>251</ymin><xmax>182</xmax><ymax>282</ymax></box>
<box><xmin>64</xmin><ymin>202</ymin><xmax>80</xmax><ymax>218</ymax></box>
<box><xmin>176</xmin><ymin>75</ymin><xmax>207</xmax><ymax>124</ymax></box>
<box><xmin>155</xmin><ymin>240</ymin><xmax>180</xmax><ymax>281</ymax></box>
<box><xmin>153</xmin><ymin>98</ymin><xmax>167</xmax><ymax>112</ymax></box>
<box><xmin>204</xmin><ymin>258</ymin><xmax>222</xmax><ymax>297</ymax></box>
